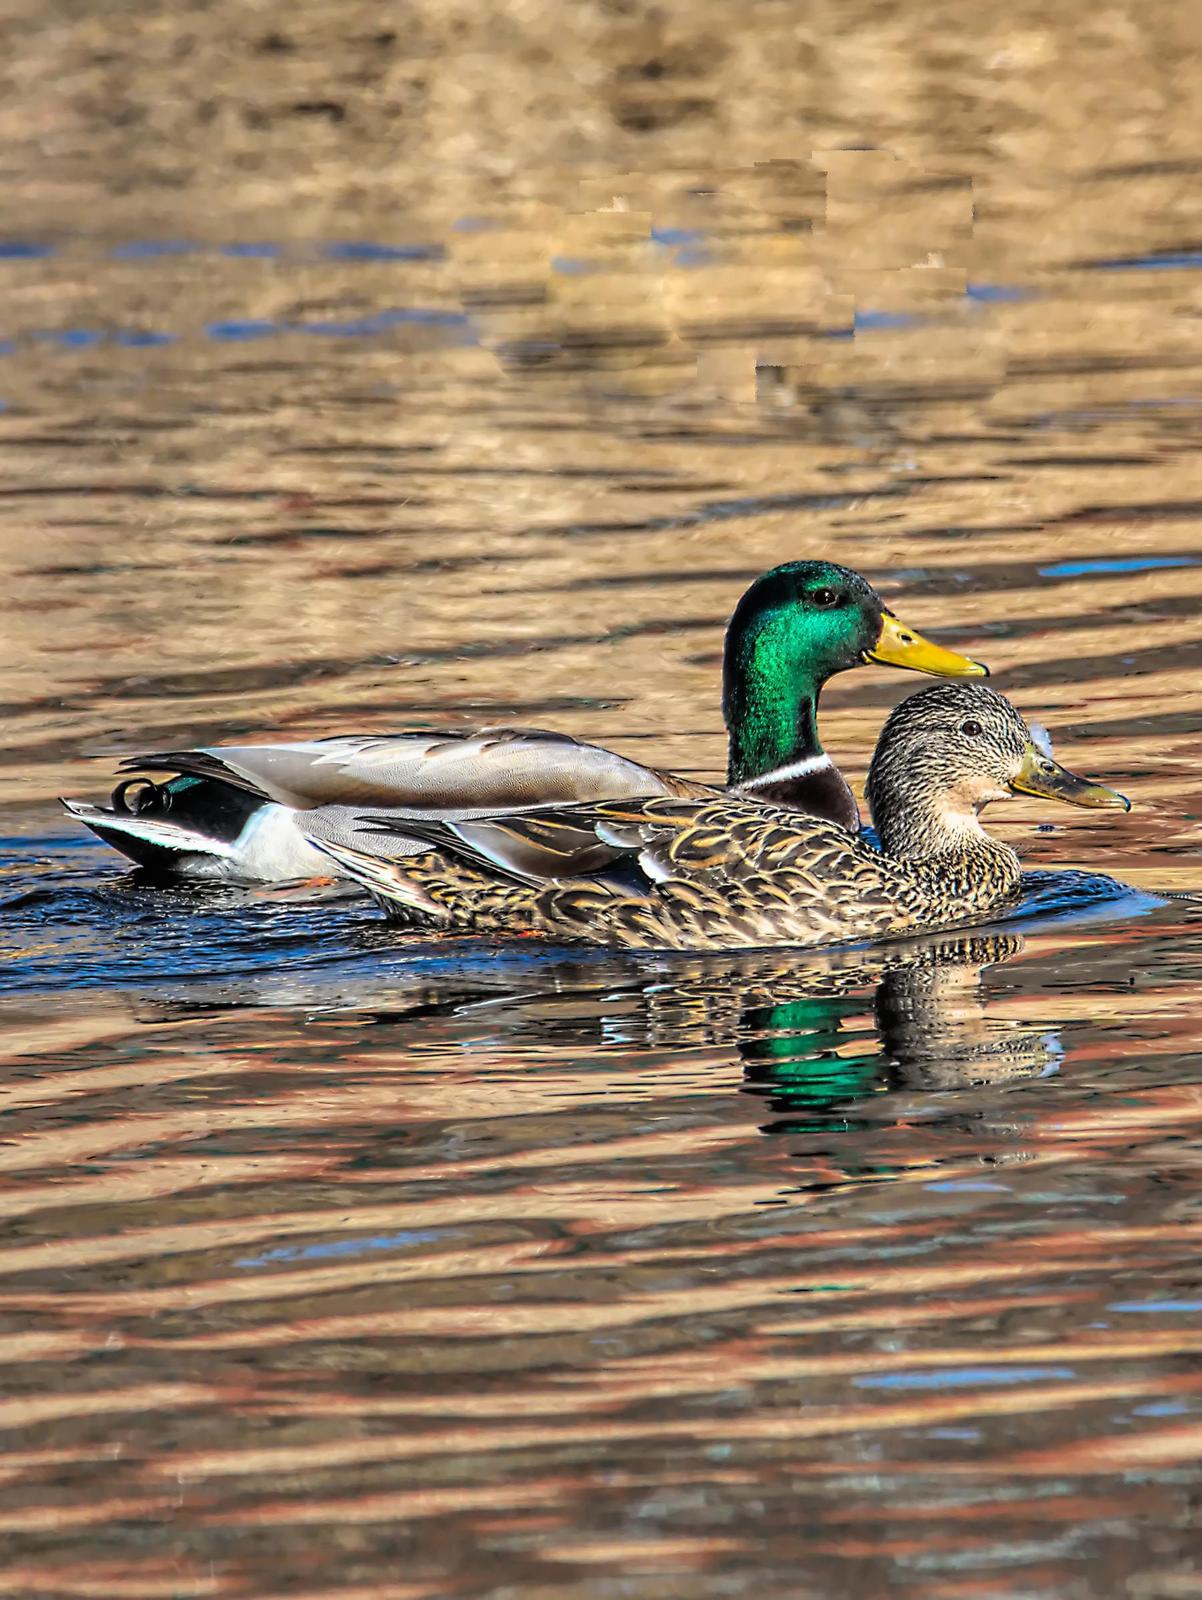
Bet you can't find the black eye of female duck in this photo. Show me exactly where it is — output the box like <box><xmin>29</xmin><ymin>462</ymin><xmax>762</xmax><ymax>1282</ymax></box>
<box><xmin>960</xmin><ymin>719</ymin><xmax>983</xmax><ymax>737</ymax></box>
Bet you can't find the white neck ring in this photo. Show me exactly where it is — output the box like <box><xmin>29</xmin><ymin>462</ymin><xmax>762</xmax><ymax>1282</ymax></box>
<box><xmin>738</xmin><ymin>753</ymin><xmax>833</xmax><ymax>789</ymax></box>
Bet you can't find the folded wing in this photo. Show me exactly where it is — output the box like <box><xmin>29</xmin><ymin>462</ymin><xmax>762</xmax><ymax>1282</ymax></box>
<box><xmin>117</xmin><ymin>727</ymin><xmax>686</xmax><ymax>814</ymax></box>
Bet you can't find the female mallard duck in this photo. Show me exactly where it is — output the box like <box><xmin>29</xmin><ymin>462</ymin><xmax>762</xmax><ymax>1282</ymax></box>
<box><xmin>62</xmin><ymin>560</ymin><xmax>985</xmax><ymax>882</ymax></box>
<box><xmin>313</xmin><ymin>684</ymin><xmax>1130</xmax><ymax>951</ymax></box>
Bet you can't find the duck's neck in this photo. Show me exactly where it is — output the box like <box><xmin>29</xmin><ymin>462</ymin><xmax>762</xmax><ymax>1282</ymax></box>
<box><xmin>875</xmin><ymin>801</ymin><xmax>1022</xmax><ymax>910</ymax></box>
<box><xmin>724</xmin><ymin>655</ymin><xmax>859</xmax><ymax>830</ymax></box>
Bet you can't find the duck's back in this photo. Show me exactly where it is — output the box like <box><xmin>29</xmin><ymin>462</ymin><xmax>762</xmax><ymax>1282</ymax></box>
<box><xmin>530</xmin><ymin>796</ymin><xmax>911</xmax><ymax>950</ymax></box>
<box><xmin>333</xmin><ymin>794</ymin><xmax>934</xmax><ymax>952</ymax></box>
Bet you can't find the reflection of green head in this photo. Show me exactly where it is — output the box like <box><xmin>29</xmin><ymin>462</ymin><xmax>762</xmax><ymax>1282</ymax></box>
<box><xmin>722</xmin><ymin>562</ymin><xmax>886</xmax><ymax>786</ymax></box>
<box><xmin>740</xmin><ymin>996</ymin><xmax>884</xmax><ymax>1114</ymax></box>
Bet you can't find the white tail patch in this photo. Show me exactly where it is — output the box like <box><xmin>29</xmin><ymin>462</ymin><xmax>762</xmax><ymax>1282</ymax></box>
<box><xmin>61</xmin><ymin>801</ymin><xmax>236</xmax><ymax>860</ymax></box>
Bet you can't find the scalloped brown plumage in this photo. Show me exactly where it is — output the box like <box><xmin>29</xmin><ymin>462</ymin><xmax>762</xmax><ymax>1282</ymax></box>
<box><xmin>313</xmin><ymin>685</ymin><xmax>1130</xmax><ymax>952</ymax></box>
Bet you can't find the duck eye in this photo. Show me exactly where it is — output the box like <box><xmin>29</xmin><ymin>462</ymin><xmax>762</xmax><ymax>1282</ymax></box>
<box><xmin>960</xmin><ymin>719</ymin><xmax>983</xmax><ymax>737</ymax></box>
<box><xmin>810</xmin><ymin>587</ymin><xmax>840</xmax><ymax>609</ymax></box>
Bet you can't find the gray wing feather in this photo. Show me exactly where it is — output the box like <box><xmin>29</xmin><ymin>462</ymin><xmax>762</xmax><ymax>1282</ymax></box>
<box><xmin>118</xmin><ymin>727</ymin><xmax>676</xmax><ymax>813</ymax></box>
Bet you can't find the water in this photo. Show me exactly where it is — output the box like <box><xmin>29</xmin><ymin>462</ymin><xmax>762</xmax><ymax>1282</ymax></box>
<box><xmin>6</xmin><ymin>7</ymin><xmax>1202</xmax><ymax>1594</ymax></box>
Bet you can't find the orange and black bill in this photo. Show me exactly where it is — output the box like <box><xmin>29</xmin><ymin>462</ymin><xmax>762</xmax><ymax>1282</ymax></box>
<box><xmin>1009</xmin><ymin>743</ymin><xmax>1131</xmax><ymax>811</ymax></box>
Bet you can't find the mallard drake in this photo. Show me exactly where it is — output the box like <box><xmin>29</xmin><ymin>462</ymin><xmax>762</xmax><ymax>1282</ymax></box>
<box><xmin>61</xmin><ymin>560</ymin><xmax>985</xmax><ymax>882</ymax></box>
<box><xmin>313</xmin><ymin>683</ymin><xmax>1130</xmax><ymax>951</ymax></box>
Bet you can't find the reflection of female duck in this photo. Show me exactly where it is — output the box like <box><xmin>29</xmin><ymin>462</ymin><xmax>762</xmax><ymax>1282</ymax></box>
<box><xmin>694</xmin><ymin>934</ymin><xmax>1059</xmax><ymax>1117</ymax></box>
<box><xmin>873</xmin><ymin>939</ymin><xmax>1060</xmax><ymax>1091</ymax></box>
<box><xmin>476</xmin><ymin>932</ymin><xmax>1051</xmax><ymax>1109</ymax></box>
<box><xmin>321</xmin><ymin>684</ymin><xmax>1129</xmax><ymax>951</ymax></box>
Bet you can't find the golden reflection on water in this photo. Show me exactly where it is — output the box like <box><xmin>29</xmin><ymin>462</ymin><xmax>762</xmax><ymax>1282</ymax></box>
<box><xmin>6</xmin><ymin>2</ymin><xmax>1202</xmax><ymax>1594</ymax></box>
<box><xmin>3</xmin><ymin>910</ymin><xmax>1202</xmax><ymax>1596</ymax></box>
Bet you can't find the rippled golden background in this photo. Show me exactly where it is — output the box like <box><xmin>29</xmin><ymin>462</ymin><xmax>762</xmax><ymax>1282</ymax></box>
<box><xmin>4</xmin><ymin>3</ymin><xmax>1202</xmax><ymax>1596</ymax></box>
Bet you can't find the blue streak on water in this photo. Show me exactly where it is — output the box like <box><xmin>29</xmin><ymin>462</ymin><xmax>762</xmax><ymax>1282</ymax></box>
<box><xmin>854</xmin><ymin>308</ymin><xmax>925</xmax><ymax>331</ymax></box>
<box><xmin>221</xmin><ymin>242</ymin><xmax>281</xmax><ymax>258</ymax></box>
<box><xmin>1110</xmin><ymin>1299</ymin><xmax>1202</xmax><ymax>1313</ymax></box>
<box><xmin>1088</xmin><ymin>251</ymin><xmax>1202</xmax><ymax>271</ymax></box>
<box><xmin>855</xmin><ymin>1366</ymin><xmax>1075</xmax><ymax>1390</ymax></box>
<box><xmin>34</xmin><ymin>328</ymin><xmax>104</xmax><ymax>348</ymax></box>
<box><xmin>649</xmin><ymin>226</ymin><xmax>711</xmax><ymax>267</ymax></box>
<box><xmin>550</xmin><ymin>256</ymin><xmax>595</xmax><ymax>276</ymax></box>
<box><xmin>820</xmin><ymin>283</ymin><xmax>1033</xmax><ymax>342</ymax></box>
<box><xmin>1132</xmin><ymin>1400</ymin><xmax>1194</xmax><ymax>1417</ymax></box>
<box><xmin>207</xmin><ymin>318</ymin><xmax>280</xmax><ymax>340</ymax></box>
<box><xmin>0</xmin><ymin>241</ymin><xmax>53</xmax><ymax>259</ymax></box>
<box><xmin>207</xmin><ymin>308</ymin><xmax>471</xmax><ymax>341</ymax></box>
<box><xmin>113</xmin><ymin>240</ymin><xmax>194</xmax><ymax>259</ymax></box>
<box><xmin>1040</xmin><ymin>556</ymin><xmax>1200</xmax><ymax>577</ymax></box>
<box><xmin>323</xmin><ymin>241</ymin><xmax>444</xmax><ymax>262</ymax></box>
<box><xmin>966</xmin><ymin>281</ymin><xmax>1032</xmax><ymax>302</ymax></box>
<box><xmin>238</xmin><ymin>1228</ymin><xmax>446</xmax><ymax>1268</ymax></box>
<box><xmin>115</xmin><ymin>330</ymin><xmax>175</xmax><ymax>347</ymax></box>
<box><xmin>821</xmin><ymin>311</ymin><xmax>925</xmax><ymax>341</ymax></box>
<box><xmin>30</xmin><ymin>328</ymin><xmax>175</xmax><ymax>350</ymax></box>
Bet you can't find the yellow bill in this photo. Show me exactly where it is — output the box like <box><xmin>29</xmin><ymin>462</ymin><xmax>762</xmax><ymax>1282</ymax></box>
<box><xmin>865</xmin><ymin>610</ymin><xmax>989</xmax><ymax>678</ymax></box>
<box><xmin>1009</xmin><ymin>743</ymin><xmax>1131</xmax><ymax>811</ymax></box>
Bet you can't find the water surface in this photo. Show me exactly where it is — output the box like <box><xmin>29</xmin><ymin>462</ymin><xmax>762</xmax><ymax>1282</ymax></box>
<box><xmin>4</xmin><ymin>7</ymin><xmax>1202</xmax><ymax>1595</ymax></box>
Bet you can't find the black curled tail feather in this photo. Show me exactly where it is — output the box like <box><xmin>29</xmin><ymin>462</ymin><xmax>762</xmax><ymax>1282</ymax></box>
<box><xmin>116</xmin><ymin>750</ymin><xmax>273</xmax><ymax>802</ymax></box>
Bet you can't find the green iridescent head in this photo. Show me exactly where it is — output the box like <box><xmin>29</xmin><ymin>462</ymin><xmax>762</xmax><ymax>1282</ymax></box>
<box><xmin>722</xmin><ymin>560</ymin><xmax>987</xmax><ymax>787</ymax></box>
